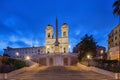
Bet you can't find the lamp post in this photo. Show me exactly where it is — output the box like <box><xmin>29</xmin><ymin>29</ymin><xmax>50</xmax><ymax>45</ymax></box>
<box><xmin>87</xmin><ymin>55</ymin><xmax>91</xmax><ymax>66</ymax></box>
<box><xmin>25</xmin><ymin>56</ymin><xmax>30</xmax><ymax>60</ymax></box>
<box><xmin>100</xmin><ymin>50</ymin><xmax>104</xmax><ymax>59</ymax></box>
<box><xmin>25</xmin><ymin>56</ymin><xmax>30</xmax><ymax>66</ymax></box>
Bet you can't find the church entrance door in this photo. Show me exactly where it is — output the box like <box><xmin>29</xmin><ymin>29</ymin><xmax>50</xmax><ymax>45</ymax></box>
<box><xmin>39</xmin><ymin>58</ymin><xmax>46</xmax><ymax>65</ymax></box>
<box><xmin>64</xmin><ymin>58</ymin><xmax>68</xmax><ymax>66</ymax></box>
<box><xmin>49</xmin><ymin>58</ymin><xmax>53</xmax><ymax>66</ymax></box>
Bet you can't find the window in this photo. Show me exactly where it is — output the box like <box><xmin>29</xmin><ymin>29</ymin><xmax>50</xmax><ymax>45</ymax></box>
<box><xmin>109</xmin><ymin>35</ymin><xmax>111</xmax><ymax>38</ymax></box>
<box><xmin>38</xmin><ymin>49</ymin><xmax>40</xmax><ymax>52</ymax></box>
<box><xmin>115</xmin><ymin>30</ymin><xmax>117</xmax><ymax>34</ymax></box>
<box><xmin>64</xmin><ymin>48</ymin><xmax>66</xmax><ymax>53</ymax></box>
<box><xmin>112</xmin><ymin>39</ymin><xmax>113</xmax><ymax>42</ymax></box>
<box><xmin>63</xmin><ymin>32</ymin><xmax>66</xmax><ymax>37</ymax></box>
<box><xmin>115</xmin><ymin>43</ymin><xmax>117</xmax><ymax>46</ymax></box>
<box><xmin>115</xmin><ymin>36</ymin><xmax>117</xmax><ymax>40</ymax></box>
<box><xmin>112</xmin><ymin>33</ymin><xmax>113</xmax><ymax>37</ymax></box>
<box><xmin>47</xmin><ymin>51</ymin><xmax>49</xmax><ymax>54</ymax></box>
<box><xmin>48</xmin><ymin>33</ymin><xmax>50</xmax><ymax>38</ymax></box>
<box><xmin>47</xmin><ymin>48</ymin><xmax>50</xmax><ymax>54</ymax></box>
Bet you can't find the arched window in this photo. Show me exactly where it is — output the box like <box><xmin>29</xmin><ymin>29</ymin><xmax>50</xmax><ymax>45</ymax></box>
<box><xmin>48</xmin><ymin>33</ymin><xmax>50</xmax><ymax>38</ymax></box>
<box><xmin>64</xmin><ymin>48</ymin><xmax>66</xmax><ymax>53</ymax></box>
<box><xmin>63</xmin><ymin>32</ymin><xmax>66</xmax><ymax>37</ymax></box>
<box><xmin>47</xmin><ymin>48</ymin><xmax>50</xmax><ymax>54</ymax></box>
<box><xmin>38</xmin><ymin>49</ymin><xmax>40</xmax><ymax>52</ymax></box>
<box><xmin>47</xmin><ymin>51</ymin><xmax>49</xmax><ymax>54</ymax></box>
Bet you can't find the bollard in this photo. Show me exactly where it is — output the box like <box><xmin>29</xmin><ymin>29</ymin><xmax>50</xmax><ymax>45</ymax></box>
<box><xmin>4</xmin><ymin>73</ymin><xmax>7</xmax><ymax>80</ymax></box>
<box><xmin>115</xmin><ymin>73</ymin><xmax>120</xmax><ymax>80</ymax></box>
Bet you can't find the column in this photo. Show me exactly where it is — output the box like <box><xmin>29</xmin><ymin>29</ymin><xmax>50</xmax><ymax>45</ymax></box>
<box><xmin>53</xmin><ymin>56</ymin><xmax>55</xmax><ymax>66</ymax></box>
<box><xmin>68</xmin><ymin>57</ymin><xmax>71</xmax><ymax>66</ymax></box>
<box><xmin>46</xmin><ymin>57</ymin><xmax>49</xmax><ymax>66</ymax></box>
<box><xmin>60</xmin><ymin>56</ymin><xmax>64</xmax><ymax>66</ymax></box>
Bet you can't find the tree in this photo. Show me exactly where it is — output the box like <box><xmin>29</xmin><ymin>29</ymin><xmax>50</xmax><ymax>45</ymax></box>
<box><xmin>113</xmin><ymin>0</ymin><xmax>120</xmax><ymax>24</ymax></box>
<box><xmin>77</xmin><ymin>34</ymin><xmax>97</xmax><ymax>61</ymax></box>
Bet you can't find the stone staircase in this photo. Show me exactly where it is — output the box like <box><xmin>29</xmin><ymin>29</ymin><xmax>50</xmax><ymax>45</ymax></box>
<box><xmin>8</xmin><ymin>66</ymin><xmax>112</xmax><ymax>80</ymax></box>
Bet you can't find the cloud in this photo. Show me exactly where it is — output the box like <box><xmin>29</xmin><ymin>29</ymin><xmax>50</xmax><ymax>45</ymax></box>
<box><xmin>75</xmin><ymin>30</ymin><xmax>80</xmax><ymax>35</ymax></box>
<box><xmin>0</xmin><ymin>40</ymin><xmax>8</xmax><ymax>54</ymax></box>
<box><xmin>8</xmin><ymin>41</ymin><xmax>29</xmax><ymax>48</ymax></box>
<box><xmin>0</xmin><ymin>0</ymin><xmax>117</xmax><ymax>54</ymax></box>
<box><xmin>9</xmin><ymin>35</ymin><xmax>33</xmax><ymax>47</ymax></box>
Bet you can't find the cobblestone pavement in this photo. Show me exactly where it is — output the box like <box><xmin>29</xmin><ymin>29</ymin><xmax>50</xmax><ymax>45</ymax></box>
<box><xmin>9</xmin><ymin>66</ymin><xmax>113</xmax><ymax>80</ymax></box>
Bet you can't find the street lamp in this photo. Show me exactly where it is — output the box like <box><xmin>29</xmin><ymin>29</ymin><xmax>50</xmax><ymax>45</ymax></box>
<box><xmin>87</xmin><ymin>55</ymin><xmax>90</xmax><ymax>59</ymax></box>
<box><xmin>16</xmin><ymin>52</ymin><xmax>19</xmax><ymax>59</ymax></box>
<box><xmin>87</xmin><ymin>55</ymin><xmax>91</xmax><ymax>66</ymax></box>
<box><xmin>100</xmin><ymin>50</ymin><xmax>104</xmax><ymax>59</ymax></box>
<box><xmin>25</xmin><ymin>56</ymin><xmax>30</xmax><ymax>60</ymax></box>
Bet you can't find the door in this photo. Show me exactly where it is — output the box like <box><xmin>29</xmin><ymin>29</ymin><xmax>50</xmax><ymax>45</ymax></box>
<box><xmin>64</xmin><ymin>58</ymin><xmax>68</xmax><ymax>66</ymax></box>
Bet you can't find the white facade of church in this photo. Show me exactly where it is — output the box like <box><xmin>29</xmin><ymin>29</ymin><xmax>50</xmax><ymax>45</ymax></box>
<box><xmin>3</xmin><ymin>23</ymin><xmax>70</xmax><ymax>58</ymax></box>
<box><xmin>3</xmin><ymin>19</ymin><xmax>78</xmax><ymax>66</ymax></box>
<box><xmin>46</xmin><ymin>23</ymin><xmax>69</xmax><ymax>53</ymax></box>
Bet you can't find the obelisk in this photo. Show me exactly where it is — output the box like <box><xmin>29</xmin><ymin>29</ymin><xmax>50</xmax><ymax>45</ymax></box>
<box><xmin>54</xmin><ymin>18</ymin><xmax>60</xmax><ymax>53</ymax></box>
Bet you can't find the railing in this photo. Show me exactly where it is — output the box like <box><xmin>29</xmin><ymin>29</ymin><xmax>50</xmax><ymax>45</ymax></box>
<box><xmin>32</xmin><ymin>53</ymin><xmax>78</xmax><ymax>59</ymax></box>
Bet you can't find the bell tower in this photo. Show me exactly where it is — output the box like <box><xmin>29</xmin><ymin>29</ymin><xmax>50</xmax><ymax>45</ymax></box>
<box><xmin>61</xmin><ymin>23</ymin><xmax>68</xmax><ymax>38</ymax></box>
<box><xmin>46</xmin><ymin>24</ymin><xmax>54</xmax><ymax>53</ymax></box>
<box><xmin>46</xmin><ymin>24</ymin><xmax>54</xmax><ymax>39</ymax></box>
<box><xmin>61</xmin><ymin>23</ymin><xmax>69</xmax><ymax>53</ymax></box>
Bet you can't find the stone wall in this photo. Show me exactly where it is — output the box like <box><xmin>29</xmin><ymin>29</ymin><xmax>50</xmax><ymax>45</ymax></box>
<box><xmin>77</xmin><ymin>63</ymin><xmax>120</xmax><ymax>79</ymax></box>
<box><xmin>0</xmin><ymin>62</ymin><xmax>38</xmax><ymax>80</ymax></box>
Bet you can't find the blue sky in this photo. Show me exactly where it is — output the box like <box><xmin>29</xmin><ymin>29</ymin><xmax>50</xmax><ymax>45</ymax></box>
<box><xmin>0</xmin><ymin>0</ymin><xmax>118</xmax><ymax>55</ymax></box>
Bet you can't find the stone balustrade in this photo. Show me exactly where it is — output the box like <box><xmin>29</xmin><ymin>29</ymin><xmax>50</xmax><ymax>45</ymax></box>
<box><xmin>77</xmin><ymin>63</ymin><xmax>120</xmax><ymax>79</ymax></box>
<box><xmin>0</xmin><ymin>61</ymin><xmax>38</xmax><ymax>80</ymax></box>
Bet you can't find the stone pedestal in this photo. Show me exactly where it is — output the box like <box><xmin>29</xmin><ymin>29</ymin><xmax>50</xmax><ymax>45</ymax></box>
<box><xmin>54</xmin><ymin>46</ymin><xmax>60</xmax><ymax>53</ymax></box>
<box><xmin>35</xmin><ymin>53</ymin><xmax>78</xmax><ymax>66</ymax></box>
<box><xmin>53</xmin><ymin>55</ymin><xmax>63</xmax><ymax>66</ymax></box>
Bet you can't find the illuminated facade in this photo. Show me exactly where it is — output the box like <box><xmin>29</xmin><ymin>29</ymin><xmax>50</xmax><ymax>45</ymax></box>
<box><xmin>108</xmin><ymin>24</ymin><xmax>120</xmax><ymax>60</ymax></box>
<box><xmin>3</xmin><ymin>19</ymin><xmax>70</xmax><ymax>58</ymax></box>
<box><xmin>45</xmin><ymin>23</ymin><xmax>69</xmax><ymax>54</ymax></box>
<box><xmin>4</xmin><ymin>46</ymin><xmax>45</xmax><ymax>59</ymax></box>
<box><xmin>3</xmin><ymin>19</ymin><xmax>78</xmax><ymax>66</ymax></box>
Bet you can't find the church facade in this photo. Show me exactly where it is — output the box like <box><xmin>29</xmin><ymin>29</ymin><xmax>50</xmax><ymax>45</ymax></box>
<box><xmin>4</xmin><ymin>18</ymin><xmax>78</xmax><ymax>66</ymax></box>
<box><xmin>45</xmin><ymin>23</ymin><xmax>69</xmax><ymax>54</ymax></box>
<box><xmin>4</xmin><ymin>19</ymin><xmax>70</xmax><ymax>58</ymax></box>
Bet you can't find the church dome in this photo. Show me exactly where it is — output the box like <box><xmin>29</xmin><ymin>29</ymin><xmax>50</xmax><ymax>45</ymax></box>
<box><xmin>62</xmin><ymin>23</ymin><xmax>68</xmax><ymax>28</ymax></box>
<box><xmin>46</xmin><ymin>24</ymin><xmax>53</xmax><ymax>30</ymax></box>
<box><xmin>63</xmin><ymin>23</ymin><xmax>67</xmax><ymax>25</ymax></box>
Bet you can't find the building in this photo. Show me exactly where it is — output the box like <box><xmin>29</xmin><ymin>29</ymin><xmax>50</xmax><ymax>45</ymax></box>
<box><xmin>96</xmin><ymin>46</ymin><xmax>107</xmax><ymax>59</ymax></box>
<box><xmin>3</xmin><ymin>18</ymin><xmax>78</xmax><ymax>66</ymax></box>
<box><xmin>108</xmin><ymin>24</ymin><xmax>120</xmax><ymax>60</ymax></box>
<box><xmin>46</xmin><ymin>22</ymin><xmax>69</xmax><ymax>53</ymax></box>
<box><xmin>4</xmin><ymin>46</ymin><xmax>45</xmax><ymax>59</ymax></box>
<box><xmin>73</xmin><ymin>44</ymin><xmax>107</xmax><ymax>59</ymax></box>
